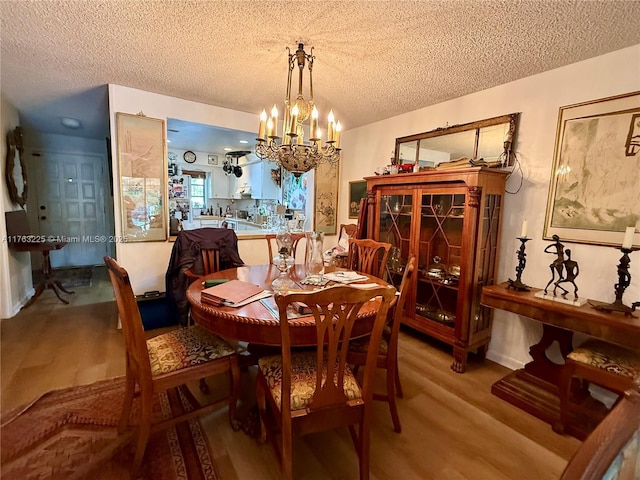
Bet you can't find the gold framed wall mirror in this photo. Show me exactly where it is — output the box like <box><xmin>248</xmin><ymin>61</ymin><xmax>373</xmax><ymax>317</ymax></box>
<box><xmin>395</xmin><ymin>113</ymin><xmax>520</xmax><ymax>169</ymax></box>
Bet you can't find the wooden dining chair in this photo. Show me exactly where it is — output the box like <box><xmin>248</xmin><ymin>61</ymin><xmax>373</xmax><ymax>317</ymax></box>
<box><xmin>554</xmin><ymin>339</ymin><xmax>640</xmax><ymax>435</ymax></box>
<box><xmin>183</xmin><ymin>247</ymin><xmax>224</xmax><ymax>392</ymax></box>
<box><xmin>265</xmin><ymin>232</ymin><xmax>306</xmax><ymax>263</ymax></box>
<box><xmin>256</xmin><ymin>284</ymin><xmax>396</xmax><ymax>480</ymax></box>
<box><xmin>184</xmin><ymin>247</ymin><xmax>221</xmax><ymax>285</ymax></box>
<box><xmin>104</xmin><ymin>256</ymin><xmax>240</xmax><ymax>476</ymax></box>
<box><xmin>347</xmin><ymin>238</ymin><xmax>392</xmax><ymax>279</ymax></box>
<box><xmin>339</xmin><ymin>223</ymin><xmax>358</xmax><ymax>240</ymax></box>
<box><xmin>560</xmin><ymin>375</ymin><xmax>640</xmax><ymax>480</ymax></box>
<box><xmin>348</xmin><ymin>256</ymin><xmax>415</xmax><ymax>433</ymax></box>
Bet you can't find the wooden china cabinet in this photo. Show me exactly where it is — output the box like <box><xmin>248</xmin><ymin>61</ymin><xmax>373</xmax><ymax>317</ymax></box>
<box><xmin>365</xmin><ymin>167</ymin><xmax>509</xmax><ymax>372</ymax></box>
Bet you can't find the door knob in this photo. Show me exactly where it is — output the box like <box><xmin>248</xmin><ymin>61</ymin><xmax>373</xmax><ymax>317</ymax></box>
<box><xmin>40</xmin><ymin>216</ymin><xmax>47</xmax><ymax>220</ymax></box>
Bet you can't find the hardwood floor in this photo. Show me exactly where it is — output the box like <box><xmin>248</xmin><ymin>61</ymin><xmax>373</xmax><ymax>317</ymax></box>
<box><xmin>1</xmin><ymin>266</ymin><xmax>580</xmax><ymax>479</ymax></box>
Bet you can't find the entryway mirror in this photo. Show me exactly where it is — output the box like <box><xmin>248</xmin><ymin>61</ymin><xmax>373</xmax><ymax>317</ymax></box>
<box><xmin>5</xmin><ymin>126</ymin><xmax>28</xmax><ymax>208</ymax></box>
<box><xmin>395</xmin><ymin>113</ymin><xmax>520</xmax><ymax>168</ymax></box>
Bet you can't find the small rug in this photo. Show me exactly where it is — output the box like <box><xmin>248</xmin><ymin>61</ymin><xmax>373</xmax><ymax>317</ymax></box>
<box><xmin>1</xmin><ymin>377</ymin><xmax>219</xmax><ymax>480</ymax></box>
<box><xmin>32</xmin><ymin>265</ymin><xmax>94</xmax><ymax>289</ymax></box>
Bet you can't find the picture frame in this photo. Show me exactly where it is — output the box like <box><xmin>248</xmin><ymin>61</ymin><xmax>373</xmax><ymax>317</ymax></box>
<box><xmin>116</xmin><ymin>112</ymin><xmax>168</xmax><ymax>242</ymax></box>
<box><xmin>208</xmin><ymin>154</ymin><xmax>218</xmax><ymax>165</ymax></box>
<box><xmin>314</xmin><ymin>162</ymin><xmax>339</xmax><ymax>235</ymax></box>
<box><xmin>348</xmin><ymin>180</ymin><xmax>367</xmax><ymax>219</ymax></box>
<box><xmin>543</xmin><ymin>91</ymin><xmax>640</xmax><ymax>247</ymax></box>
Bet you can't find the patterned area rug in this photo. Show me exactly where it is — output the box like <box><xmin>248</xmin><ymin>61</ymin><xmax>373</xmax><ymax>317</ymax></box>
<box><xmin>32</xmin><ymin>266</ymin><xmax>94</xmax><ymax>289</ymax></box>
<box><xmin>0</xmin><ymin>377</ymin><xmax>219</xmax><ymax>480</ymax></box>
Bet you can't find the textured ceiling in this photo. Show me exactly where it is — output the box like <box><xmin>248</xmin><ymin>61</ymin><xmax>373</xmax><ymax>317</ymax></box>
<box><xmin>2</xmin><ymin>0</ymin><xmax>640</xmax><ymax>142</ymax></box>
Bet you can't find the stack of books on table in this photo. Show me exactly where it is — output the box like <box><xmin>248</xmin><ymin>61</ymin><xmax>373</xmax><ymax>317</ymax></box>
<box><xmin>201</xmin><ymin>279</ymin><xmax>270</xmax><ymax>307</ymax></box>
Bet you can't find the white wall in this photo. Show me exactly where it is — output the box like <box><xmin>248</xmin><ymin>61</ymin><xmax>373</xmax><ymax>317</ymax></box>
<box><xmin>0</xmin><ymin>94</ymin><xmax>33</xmax><ymax>318</ymax></box>
<box><xmin>338</xmin><ymin>45</ymin><xmax>640</xmax><ymax>370</ymax></box>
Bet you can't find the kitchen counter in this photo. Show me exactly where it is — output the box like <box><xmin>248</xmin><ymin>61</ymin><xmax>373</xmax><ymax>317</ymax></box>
<box><xmin>193</xmin><ymin>215</ymin><xmax>273</xmax><ymax>234</ymax></box>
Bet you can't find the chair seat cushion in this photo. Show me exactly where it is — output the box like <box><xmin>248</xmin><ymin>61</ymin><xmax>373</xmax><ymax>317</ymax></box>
<box><xmin>147</xmin><ymin>325</ymin><xmax>236</xmax><ymax>376</ymax></box>
<box><xmin>568</xmin><ymin>339</ymin><xmax>640</xmax><ymax>378</ymax></box>
<box><xmin>258</xmin><ymin>353</ymin><xmax>362</xmax><ymax>411</ymax></box>
<box><xmin>348</xmin><ymin>325</ymin><xmax>391</xmax><ymax>355</ymax></box>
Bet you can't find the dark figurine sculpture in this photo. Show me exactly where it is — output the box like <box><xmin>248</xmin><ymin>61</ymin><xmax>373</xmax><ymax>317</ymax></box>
<box><xmin>553</xmin><ymin>248</ymin><xmax>579</xmax><ymax>298</ymax></box>
<box><xmin>544</xmin><ymin>234</ymin><xmax>565</xmax><ymax>295</ymax></box>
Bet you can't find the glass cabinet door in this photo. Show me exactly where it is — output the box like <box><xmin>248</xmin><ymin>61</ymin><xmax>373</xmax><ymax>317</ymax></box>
<box><xmin>377</xmin><ymin>191</ymin><xmax>414</xmax><ymax>290</ymax></box>
<box><xmin>415</xmin><ymin>191</ymin><xmax>466</xmax><ymax>329</ymax></box>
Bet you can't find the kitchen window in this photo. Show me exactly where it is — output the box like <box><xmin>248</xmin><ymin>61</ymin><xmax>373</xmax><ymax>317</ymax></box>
<box><xmin>184</xmin><ymin>170</ymin><xmax>206</xmax><ymax>210</ymax></box>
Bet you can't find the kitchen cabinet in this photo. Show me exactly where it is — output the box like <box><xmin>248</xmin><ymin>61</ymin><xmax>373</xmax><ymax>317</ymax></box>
<box><xmin>366</xmin><ymin>168</ymin><xmax>508</xmax><ymax>372</ymax></box>
<box><xmin>249</xmin><ymin>161</ymin><xmax>280</xmax><ymax>200</ymax></box>
<box><xmin>208</xmin><ymin>169</ymin><xmax>230</xmax><ymax>199</ymax></box>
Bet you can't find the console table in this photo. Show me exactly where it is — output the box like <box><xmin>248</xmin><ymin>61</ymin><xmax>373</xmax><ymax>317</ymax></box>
<box><xmin>10</xmin><ymin>241</ymin><xmax>72</xmax><ymax>306</ymax></box>
<box><xmin>481</xmin><ymin>282</ymin><xmax>640</xmax><ymax>439</ymax></box>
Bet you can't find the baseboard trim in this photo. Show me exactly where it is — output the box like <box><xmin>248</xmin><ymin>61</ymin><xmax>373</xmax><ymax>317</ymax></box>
<box><xmin>486</xmin><ymin>349</ymin><xmax>525</xmax><ymax>371</ymax></box>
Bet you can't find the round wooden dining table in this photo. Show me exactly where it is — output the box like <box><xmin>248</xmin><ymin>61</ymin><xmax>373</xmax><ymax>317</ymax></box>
<box><xmin>186</xmin><ymin>264</ymin><xmax>395</xmax><ymax>347</ymax></box>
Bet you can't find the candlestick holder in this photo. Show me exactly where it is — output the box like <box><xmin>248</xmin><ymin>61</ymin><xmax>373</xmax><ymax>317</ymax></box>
<box><xmin>592</xmin><ymin>247</ymin><xmax>637</xmax><ymax>316</ymax></box>
<box><xmin>507</xmin><ymin>237</ymin><xmax>531</xmax><ymax>291</ymax></box>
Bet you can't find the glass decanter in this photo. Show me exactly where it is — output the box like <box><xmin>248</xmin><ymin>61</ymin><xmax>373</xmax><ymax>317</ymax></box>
<box><xmin>271</xmin><ymin>223</ymin><xmax>296</xmax><ymax>294</ymax></box>
<box><xmin>304</xmin><ymin>231</ymin><xmax>325</xmax><ymax>285</ymax></box>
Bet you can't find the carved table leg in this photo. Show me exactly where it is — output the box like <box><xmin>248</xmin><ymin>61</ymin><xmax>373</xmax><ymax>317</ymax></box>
<box><xmin>524</xmin><ymin>324</ymin><xmax>573</xmax><ymax>386</ymax></box>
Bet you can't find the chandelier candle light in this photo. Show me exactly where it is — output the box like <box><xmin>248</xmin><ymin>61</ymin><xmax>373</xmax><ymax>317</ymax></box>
<box><xmin>255</xmin><ymin>43</ymin><xmax>341</xmax><ymax>176</ymax></box>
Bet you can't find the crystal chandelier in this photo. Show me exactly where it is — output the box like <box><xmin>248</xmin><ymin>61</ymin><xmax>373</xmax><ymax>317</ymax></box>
<box><xmin>255</xmin><ymin>43</ymin><xmax>341</xmax><ymax>177</ymax></box>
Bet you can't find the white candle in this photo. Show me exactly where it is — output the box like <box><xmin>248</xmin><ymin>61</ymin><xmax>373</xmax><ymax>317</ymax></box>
<box><xmin>270</xmin><ymin>105</ymin><xmax>278</xmax><ymax>138</ymax></box>
<box><xmin>289</xmin><ymin>104</ymin><xmax>299</xmax><ymax>136</ymax></box>
<box><xmin>258</xmin><ymin>110</ymin><xmax>267</xmax><ymax>140</ymax></box>
<box><xmin>520</xmin><ymin>219</ymin><xmax>527</xmax><ymax>238</ymax></box>
<box><xmin>266</xmin><ymin>118</ymin><xmax>274</xmax><ymax>138</ymax></box>
<box><xmin>327</xmin><ymin>110</ymin><xmax>335</xmax><ymax>142</ymax></box>
<box><xmin>335</xmin><ymin>121</ymin><xmax>342</xmax><ymax>148</ymax></box>
<box><xmin>622</xmin><ymin>226</ymin><xmax>635</xmax><ymax>249</ymax></box>
<box><xmin>310</xmin><ymin>106</ymin><xmax>319</xmax><ymax>140</ymax></box>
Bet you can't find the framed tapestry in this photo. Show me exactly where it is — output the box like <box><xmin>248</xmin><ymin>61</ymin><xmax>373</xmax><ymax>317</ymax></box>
<box><xmin>543</xmin><ymin>91</ymin><xmax>640</xmax><ymax>247</ymax></box>
<box><xmin>116</xmin><ymin>112</ymin><xmax>168</xmax><ymax>242</ymax></box>
<box><xmin>314</xmin><ymin>162</ymin><xmax>339</xmax><ymax>235</ymax></box>
<box><xmin>348</xmin><ymin>180</ymin><xmax>367</xmax><ymax>219</ymax></box>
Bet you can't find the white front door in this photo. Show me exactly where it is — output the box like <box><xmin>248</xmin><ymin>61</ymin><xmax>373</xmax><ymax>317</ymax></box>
<box><xmin>35</xmin><ymin>152</ymin><xmax>109</xmax><ymax>267</ymax></box>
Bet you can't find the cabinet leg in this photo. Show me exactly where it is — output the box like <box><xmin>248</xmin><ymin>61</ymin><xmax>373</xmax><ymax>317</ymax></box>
<box><xmin>476</xmin><ymin>344</ymin><xmax>488</xmax><ymax>360</ymax></box>
<box><xmin>451</xmin><ymin>347</ymin><xmax>467</xmax><ymax>373</ymax></box>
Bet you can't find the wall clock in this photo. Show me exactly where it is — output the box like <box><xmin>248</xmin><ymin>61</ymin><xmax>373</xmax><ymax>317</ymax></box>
<box><xmin>183</xmin><ymin>150</ymin><xmax>196</xmax><ymax>163</ymax></box>
<box><xmin>207</xmin><ymin>154</ymin><xmax>218</xmax><ymax>165</ymax></box>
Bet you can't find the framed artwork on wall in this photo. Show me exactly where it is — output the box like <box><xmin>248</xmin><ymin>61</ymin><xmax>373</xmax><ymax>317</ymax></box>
<box><xmin>116</xmin><ymin>112</ymin><xmax>168</xmax><ymax>242</ymax></box>
<box><xmin>348</xmin><ymin>180</ymin><xmax>367</xmax><ymax>219</ymax></box>
<box><xmin>208</xmin><ymin>154</ymin><xmax>218</xmax><ymax>165</ymax></box>
<box><xmin>314</xmin><ymin>162</ymin><xmax>339</xmax><ymax>235</ymax></box>
<box><xmin>543</xmin><ymin>91</ymin><xmax>640</xmax><ymax>247</ymax></box>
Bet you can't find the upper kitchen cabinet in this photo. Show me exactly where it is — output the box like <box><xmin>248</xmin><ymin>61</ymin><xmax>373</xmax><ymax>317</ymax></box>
<box><xmin>250</xmin><ymin>161</ymin><xmax>280</xmax><ymax>200</ymax></box>
<box><xmin>208</xmin><ymin>168</ymin><xmax>230</xmax><ymax>199</ymax></box>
